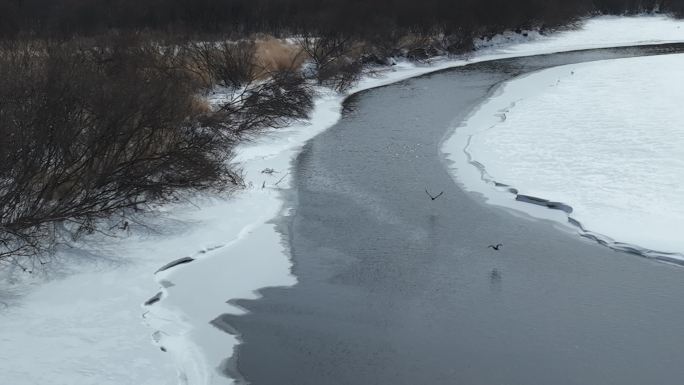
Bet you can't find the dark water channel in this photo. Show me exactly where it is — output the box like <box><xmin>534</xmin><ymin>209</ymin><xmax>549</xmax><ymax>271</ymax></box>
<box><xmin>218</xmin><ymin>44</ymin><xmax>684</xmax><ymax>385</ymax></box>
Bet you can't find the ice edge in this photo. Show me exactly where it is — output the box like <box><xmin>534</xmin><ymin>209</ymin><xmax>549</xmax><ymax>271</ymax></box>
<box><xmin>463</xmin><ymin>123</ymin><xmax>684</xmax><ymax>266</ymax></box>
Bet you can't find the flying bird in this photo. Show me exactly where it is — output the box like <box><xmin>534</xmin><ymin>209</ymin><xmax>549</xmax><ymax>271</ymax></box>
<box><xmin>425</xmin><ymin>189</ymin><xmax>444</xmax><ymax>201</ymax></box>
<box><xmin>488</xmin><ymin>243</ymin><xmax>503</xmax><ymax>251</ymax></box>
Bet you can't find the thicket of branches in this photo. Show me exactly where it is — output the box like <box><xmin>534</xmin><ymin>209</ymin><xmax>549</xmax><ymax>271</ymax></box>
<box><xmin>183</xmin><ymin>41</ymin><xmax>312</xmax><ymax>136</ymax></box>
<box><xmin>0</xmin><ymin>35</ymin><xmax>312</xmax><ymax>265</ymax></box>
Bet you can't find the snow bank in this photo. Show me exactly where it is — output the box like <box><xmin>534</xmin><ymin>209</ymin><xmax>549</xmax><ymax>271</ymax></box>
<box><xmin>444</xmin><ymin>53</ymin><xmax>684</xmax><ymax>259</ymax></box>
<box><xmin>476</xmin><ymin>15</ymin><xmax>684</xmax><ymax>55</ymax></box>
<box><xmin>2</xmin><ymin>14</ymin><xmax>684</xmax><ymax>385</ymax></box>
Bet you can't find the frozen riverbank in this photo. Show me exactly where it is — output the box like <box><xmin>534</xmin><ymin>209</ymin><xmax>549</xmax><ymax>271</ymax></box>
<box><xmin>2</xmin><ymin>15</ymin><xmax>684</xmax><ymax>385</ymax></box>
<box><xmin>446</xmin><ymin>53</ymin><xmax>684</xmax><ymax>261</ymax></box>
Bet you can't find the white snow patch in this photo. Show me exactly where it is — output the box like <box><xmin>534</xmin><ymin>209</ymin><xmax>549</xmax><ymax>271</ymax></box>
<box><xmin>445</xmin><ymin>53</ymin><xmax>684</xmax><ymax>257</ymax></box>
<box><xmin>2</xmin><ymin>14</ymin><xmax>684</xmax><ymax>385</ymax></box>
<box><xmin>477</xmin><ymin>15</ymin><xmax>684</xmax><ymax>55</ymax></box>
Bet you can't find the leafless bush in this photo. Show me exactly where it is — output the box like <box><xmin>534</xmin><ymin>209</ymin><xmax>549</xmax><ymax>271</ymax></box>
<box><xmin>298</xmin><ymin>35</ymin><xmax>363</xmax><ymax>92</ymax></box>
<box><xmin>395</xmin><ymin>34</ymin><xmax>439</xmax><ymax>61</ymax></box>
<box><xmin>0</xmin><ymin>36</ymin><xmax>240</xmax><ymax>264</ymax></box>
<box><xmin>180</xmin><ymin>39</ymin><xmax>313</xmax><ymax>137</ymax></box>
<box><xmin>206</xmin><ymin>69</ymin><xmax>313</xmax><ymax>137</ymax></box>
<box><xmin>182</xmin><ymin>40</ymin><xmax>256</xmax><ymax>89</ymax></box>
<box><xmin>358</xmin><ymin>33</ymin><xmax>402</xmax><ymax>66</ymax></box>
<box><xmin>439</xmin><ymin>29</ymin><xmax>477</xmax><ymax>55</ymax></box>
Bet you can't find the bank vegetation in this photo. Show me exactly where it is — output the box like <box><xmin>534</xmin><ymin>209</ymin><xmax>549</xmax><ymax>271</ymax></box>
<box><xmin>1</xmin><ymin>0</ymin><xmax>682</xmax><ymax>265</ymax></box>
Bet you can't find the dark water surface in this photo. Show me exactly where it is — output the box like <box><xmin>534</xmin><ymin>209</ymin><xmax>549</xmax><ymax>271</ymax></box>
<box><xmin>219</xmin><ymin>45</ymin><xmax>684</xmax><ymax>385</ymax></box>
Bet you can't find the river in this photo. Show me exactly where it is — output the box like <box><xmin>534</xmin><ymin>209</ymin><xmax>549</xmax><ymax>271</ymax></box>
<box><xmin>217</xmin><ymin>44</ymin><xmax>684</xmax><ymax>385</ymax></box>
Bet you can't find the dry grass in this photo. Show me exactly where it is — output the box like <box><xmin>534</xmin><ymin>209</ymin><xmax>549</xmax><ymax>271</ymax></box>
<box><xmin>253</xmin><ymin>37</ymin><xmax>306</xmax><ymax>78</ymax></box>
<box><xmin>180</xmin><ymin>37</ymin><xmax>306</xmax><ymax>87</ymax></box>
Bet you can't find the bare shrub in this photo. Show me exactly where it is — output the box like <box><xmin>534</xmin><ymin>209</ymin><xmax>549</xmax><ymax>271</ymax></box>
<box><xmin>206</xmin><ymin>69</ymin><xmax>313</xmax><ymax>137</ymax></box>
<box><xmin>358</xmin><ymin>35</ymin><xmax>402</xmax><ymax>66</ymax></box>
<box><xmin>179</xmin><ymin>38</ymin><xmax>313</xmax><ymax>137</ymax></box>
<box><xmin>182</xmin><ymin>40</ymin><xmax>256</xmax><ymax>89</ymax></box>
<box><xmin>439</xmin><ymin>28</ymin><xmax>477</xmax><ymax>54</ymax></box>
<box><xmin>0</xmin><ymin>36</ymin><xmax>239</xmax><ymax>263</ymax></box>
<box><xmin>298</xmin><ymin>35</ymin><xmax>363</xmax><ymax>92</ymax></box>
<box><xmin>317</xmin><ymin>57</ymin><xmax>363</xmax><ymax>92</ymax></box>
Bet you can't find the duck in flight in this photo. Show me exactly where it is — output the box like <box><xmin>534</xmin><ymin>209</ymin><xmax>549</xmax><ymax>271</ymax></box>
<box><xmin>488</xmin><ymin>243</ymin><xmax>503</xmax><ymax>251</ymax></box>
<box><xmin>425</xmin><ymin>189</ymin><xmax>444</xmax><ymax>201</ymax></box>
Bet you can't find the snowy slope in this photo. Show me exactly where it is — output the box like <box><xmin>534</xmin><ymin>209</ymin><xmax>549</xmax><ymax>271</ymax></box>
<box><xmin>446</xmin><ymin>53</ymin><xmax>684</xmax><ymax>259</ymax></box>
<box><xmin>2</xmin><ymin>15</ymin><xmax>684</xmax><ymax>385</ymax></box>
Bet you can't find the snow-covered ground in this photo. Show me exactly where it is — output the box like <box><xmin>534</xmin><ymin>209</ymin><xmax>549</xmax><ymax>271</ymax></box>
<box><xmin>2</xmin><ymin>14</ymin><xmax>684</xmax><ymax>385</ymax></box>
<box><xmin>475</xmin><ymin>14</ymin><xmax>684</xmax><ymax>53</ymax></box>
<box><xmin>445</xmin><ymin>53</ymin><xmax>684</xmax><ymax>259</ymax></box>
